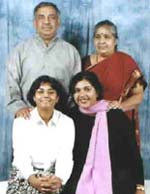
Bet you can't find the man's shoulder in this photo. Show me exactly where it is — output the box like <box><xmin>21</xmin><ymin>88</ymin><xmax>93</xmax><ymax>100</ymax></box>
<box><xmin>12</xmin><ymin>36</ymin><xmax>36</xmax><ymax>51</ymax></box>
<box><xmin>57</xmin><ymin>38</ymin><xmax>78</xmax><ymax>51</ymax></box>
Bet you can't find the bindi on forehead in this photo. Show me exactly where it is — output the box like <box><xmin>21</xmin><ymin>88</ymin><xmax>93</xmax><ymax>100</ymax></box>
<box><xmin>96</xmin><ymin>25</ymin><xmax>115</xmax><ymax>36</ymax></box>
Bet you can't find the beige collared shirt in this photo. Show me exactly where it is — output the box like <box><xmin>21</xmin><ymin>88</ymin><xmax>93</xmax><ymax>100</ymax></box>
<box><xmin>6</xmin><ymin>34</ymin><xmax>81</xmax><ymax>115</ymax></box>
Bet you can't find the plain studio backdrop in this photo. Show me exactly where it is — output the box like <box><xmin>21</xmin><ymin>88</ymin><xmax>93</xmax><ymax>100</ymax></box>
<box><xmin>0</xmin><ymin>1</ymin><xmax>149</xmax><ymax>192</ymax></box>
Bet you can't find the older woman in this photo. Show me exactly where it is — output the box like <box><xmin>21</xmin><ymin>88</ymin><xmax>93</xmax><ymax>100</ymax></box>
<box><xmin>6</xmin><ymin>75</ymin><xmax>75</xmax><ymax>194</ymax></box>
<box><xmin>62</xmin><ymin>71</ymin><xmax>145</xmax><ymax>194</ymax></box>
<box><xmin>82</xmin><ymin>20</ymin><xmax>146</xmax><ymax>146</ymax></box>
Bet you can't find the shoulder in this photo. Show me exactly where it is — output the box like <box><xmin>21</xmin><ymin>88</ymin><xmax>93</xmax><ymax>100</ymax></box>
<box><xmin>82</xmin><ymin>55</ymin><xmax>91</xmax><ymax>70</ymax></box>
<box><xmin>9</xmin><ymin>36</ymin><xmax>35</xmax><ymax>55</ymax></box>
<box><xmin>13</xmin><ymin>108</ymin><xmax>36</xmax><ymax>126</ymax></box>
<box><xmin>82</xmin><ymin>55</ymin><xmax>90</xmax><ymax>63</ymax></box>
<box><xmin>54</xmin><ymin>110</ymin><xmax>75</xmax><ymax>138</ymax></box>
<box><xmin>115</xmin><ymin>51</ymin><xmax>137</xmax><ymax>64</ymax></box>
<box><xmin>57</xmin><ymin>38</ymin><xmax>79</xmax><ymax>52</ymax></box>
<box><xmin>67</xmin><ymin>106</ymin><xmax>81</xmax><ymax>119</ymax></box>
<box><xmin>107</xmin><ymin>109</ymin><xmax>129</xmax><ymax>121</ymax></box>
<box><xmin>112</xmin><ymin>51</ymin><xmax>140</xmax><ymax>72</ymax></box>
<box><xmin>67</xmin><ymin>106</ymin><xmax>94</xmax><ymax>127</ymax></box>
<box><xmin>12</xmin><ymin>117</ymin><xmax>30</xmax><ymax>136</ymax></box>
<box><xmin>107</xmin><ymin>109</ymin><xmax>133</xmax><ymax>131</ymax></box>
<box><xmin>54</xmin><ymin>109</ymin><xmax>75</xmax><ymax>125</ymax></box>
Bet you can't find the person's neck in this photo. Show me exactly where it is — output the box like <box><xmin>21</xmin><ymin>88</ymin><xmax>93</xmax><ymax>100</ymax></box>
<box><xmin>96</xmin><ymin>54</ymin><xmax>107</xmax><ymax>63</ymax></box>
<box><xmin>43</xmin><ymin>36</ymin><xmax>56</xmax><ymax>47</ymax></box>
<box><xmin>37</xmin><ymin>108</ymin><xmax>53</xmax><ymax>125</ymax></box>
<box><xmin>44</xmin><ymin>39</ymin><xmax>51</xmax><ymax>47</ymax></box>
<box><xmin>96</xmin><ymin>51</ymin><xmax>115</xmax><ymax>62</ymax></box>
<box><xmin>91</xmin><ymin>54</ymin><xmax>107</xmax><ymax>66</ymax></box>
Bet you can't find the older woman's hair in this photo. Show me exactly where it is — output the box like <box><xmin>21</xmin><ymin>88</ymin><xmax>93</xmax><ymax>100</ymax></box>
<box><xmin>27</xmin><ymin>75</ymin><xmax>68</xmax><ymax>112</ymax></box>
<box><xmin>94</xmin><ymin>20</ymin><xmax>118</xmax><ymax>39</ymax></box>
<box><xmin>34</xmin><ymin>1</ymin><xmax>60</xmax><ymax>16</ymax></box>
<box><xmin>69</xmin><ymin>71</ymin><xmax>103</xmax><ymax>100</ymax></box>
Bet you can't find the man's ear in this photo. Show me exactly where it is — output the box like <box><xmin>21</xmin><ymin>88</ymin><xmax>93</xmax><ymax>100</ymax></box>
<box><xmin>57</xmin><ymin>17</ymin><xmax>61</xmax><ymax>27</ymax></box>
<box><xmin>33</xmin><ymin>18</ymin><xmax>36</xmax><ymax>28</ymax></box>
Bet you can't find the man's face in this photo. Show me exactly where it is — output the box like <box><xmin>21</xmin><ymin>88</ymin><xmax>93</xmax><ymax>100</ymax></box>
<box><xmin>34</xmin><ymin>6</ymin><xmax>60</xmax><ymax>44</ymax></box>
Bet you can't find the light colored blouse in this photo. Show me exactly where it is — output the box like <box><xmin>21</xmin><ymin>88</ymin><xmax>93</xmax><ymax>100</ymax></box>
<box><xmin>12</xmin><ymin>108</ymin><xmax>75</xmax><ymax>184</ymax></box>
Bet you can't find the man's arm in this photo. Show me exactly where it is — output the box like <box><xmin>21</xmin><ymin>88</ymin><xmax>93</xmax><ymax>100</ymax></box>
<box><xmin>73</xmin><ymin>48</ymin><xmax>81</xmax><ymax>75</ymax></box>
<box><xmin>6</xmin><ymin>46</ymin><xmax>31</xmax><ymax>118</ymax></box>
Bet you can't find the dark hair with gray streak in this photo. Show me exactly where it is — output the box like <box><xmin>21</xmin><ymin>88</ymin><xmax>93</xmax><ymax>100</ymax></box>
<box><xmin>94</xmin><ymin>20</ymin><xmax>118</xmax><ymax>50</ymax></box>
<box><xmin>34</xmin><ymin>1</ymin><xmax>60</xmax><ymax>16</ymax></box>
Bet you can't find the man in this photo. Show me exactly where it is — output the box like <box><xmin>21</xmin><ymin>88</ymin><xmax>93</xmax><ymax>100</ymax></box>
<box><xmin>6</xmin><ymin>1</ymin><xmax>81</xmax><ymax>118</ymax></box>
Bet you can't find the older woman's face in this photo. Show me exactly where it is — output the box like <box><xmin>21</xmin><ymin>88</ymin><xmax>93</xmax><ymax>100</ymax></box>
<box><xmin>73</xmin><ymin>79</ymin><xmax>98</xmax><ymax>109</ymax></box>
<box><xmin>34</xmin><ymin>82</ymin><xmax>59</xmax><ymax>110</ymax></box>
<box><xmin>94</xmin><ymin>25</ymin><xmax>117</xmax><ymax>57</ymax></box>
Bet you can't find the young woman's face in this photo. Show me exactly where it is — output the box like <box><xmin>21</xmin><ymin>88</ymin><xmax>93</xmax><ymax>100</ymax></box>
<box><xmin>94</xmin><ymin>25</ymin><xmax>117</xmax><ymax>57</ymax></box>
<box><xmin>73</xmin><ymin>79</ymin><xmax>98</xmax><ymax>109</ymax></box>
<box><xmin>34</xmin><ymin>82</ymin><xmax>59</xmax><ymax>111</ymax></box>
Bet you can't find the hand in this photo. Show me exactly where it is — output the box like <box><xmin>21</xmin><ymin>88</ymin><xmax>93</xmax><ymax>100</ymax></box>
<box><xmin>28</xmin><ymin>174</ymin><xmax>62</xmax><ymax>193</ymax></box>
<box><xmin>40</xmin><ymin>175</ymin><xmax>62</xmax><ymax>193</ymax></box>
<box><xmin>28</xmin><ymin>174</ymin><xmax>44</xmax><ymax>193</ymax></box>
<box><xmin>133</xmin><ymin>69</ymin><xmax>141</xmax><ymax>79</ymax></box>
<box><xmin>135</xmin><ymin>189</ymin><xmax>145</xmax><ymax>194</ymax></box>
<box><xmin>108</xmin><ymin>100</ymin><xmax>122</xmax><ymax>110</ymax></box>
<box><xmin>135</xmin><ymin>184</ymin><xmax>145</xmax><ymax>194</ymax></box>
<box><xmin>15</xmin><ymin>107</ymin><xmax>32</xmax><ymax>119</ymax></box>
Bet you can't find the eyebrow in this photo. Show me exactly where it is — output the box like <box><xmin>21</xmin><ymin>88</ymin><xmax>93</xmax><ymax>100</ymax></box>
<box><xmin>35</xmin><ymin>12</ymin><xmax>58</xmax><ymax>17</ymax></box>
<box><xmin>38</xmin><ymin>87</ymin><xmax>54</xmax><ymax>90</ymax></box>
<box><xmin>75</xmin><ymin>85</ymin><xmax>92</xmax><ymax>89</ymax></box>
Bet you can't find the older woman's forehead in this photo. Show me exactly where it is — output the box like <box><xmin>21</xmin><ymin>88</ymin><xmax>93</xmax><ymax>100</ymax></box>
<box><xmin>96</xmin><ymin>25</ymin><xmax>115</xmax><ymax>34</ymax></box>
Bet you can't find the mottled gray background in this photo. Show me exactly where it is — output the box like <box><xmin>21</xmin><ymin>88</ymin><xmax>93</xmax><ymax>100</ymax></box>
<box><xmin>0</xmin><ymin>0</ymin><xmax>150</xmax><ymax>180</ymax></box>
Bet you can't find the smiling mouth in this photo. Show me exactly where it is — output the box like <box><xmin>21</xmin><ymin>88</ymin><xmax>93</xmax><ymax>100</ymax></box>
<box><xmin>43</xmin><ymin>25</ymin><xmax>52</xmax><ymax>28</ymax></box>
<box><xmin>79</xmin><ymin>99</ymin><xmax>89</xmax><ymax>104</ymax></box>
<box><xmin>98</xmin><ymin>46</ymin><xmax>107</xmax><ymax>49</ymax></box>
<box><xmin>40</xmin><ymin>99</ymin><xmax>51</xmax><ymax>103</ymax></box>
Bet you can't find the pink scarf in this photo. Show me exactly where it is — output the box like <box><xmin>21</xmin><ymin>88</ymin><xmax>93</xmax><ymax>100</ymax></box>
<box><xmin>76</xmin><ymin>100</ymin><xmax>112</xmax><ymax>194</ymax></box>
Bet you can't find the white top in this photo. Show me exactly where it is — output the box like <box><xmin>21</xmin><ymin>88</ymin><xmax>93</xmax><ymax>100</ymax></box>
<box><xmin>0</xmin><ymin>181</ymin><xmax>8</xmax><ymax>194</ymax></box>
<box><xmin>12</xmin><ymin>108</ymin><xmax>75</xmax><ymax>184</ymax></box>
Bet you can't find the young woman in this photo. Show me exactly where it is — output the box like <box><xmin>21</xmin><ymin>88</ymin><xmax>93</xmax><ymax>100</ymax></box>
<box><xmin>6</xmin><ymin>75</ymin><xmax>75</xmax><ymax>194</ymax></box>
<box><xmin>62</xmin><ymin>71</ymin><xmax>145</xmax><ymax>194</ymax></box>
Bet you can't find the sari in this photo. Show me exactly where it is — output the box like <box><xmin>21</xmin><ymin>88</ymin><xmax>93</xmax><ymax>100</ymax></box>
<box><xmin>82</xmin><ymin>51</ymin><xmax>146</xmax><ymax>147</ymax></box>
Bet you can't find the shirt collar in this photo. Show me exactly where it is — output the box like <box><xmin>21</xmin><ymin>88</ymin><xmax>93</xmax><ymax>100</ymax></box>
<box><xmin>35</xmin><ymin>33</ymin><xmax>58</xmax><ymax>48</ymax></box>
<box><xmin>31</xmin><ymin>108</ymin><xmax>60</xmax><ymax>126</ymax></box>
